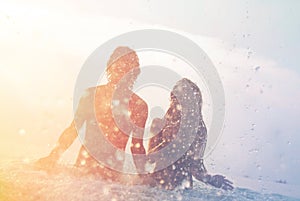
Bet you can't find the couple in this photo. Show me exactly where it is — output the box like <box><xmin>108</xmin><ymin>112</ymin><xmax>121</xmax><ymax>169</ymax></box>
<box><xmin>37</xmin><ymin>47</ymin><xmax>233</xmax><ymax>190</ymax></box>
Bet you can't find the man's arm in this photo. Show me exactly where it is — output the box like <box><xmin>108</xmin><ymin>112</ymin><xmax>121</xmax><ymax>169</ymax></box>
<box><xmin>148</xmin><ymin>118</ymin><xmax>165</xmax><ymax>153</ymax></box>
<box><xmin>36</xmin><ymin>90</ymin><xmax>90</xmax><ymax>169</ymax></box>
<box><xmin>35</xmin><ymin>122</ymin><xmax>77</xmax><ymax>168</ymax></box>
<box><xmin>129</xmin><ymin>94</ymin><xmax>148</xmax><ymax>173</ymax></box>
<box><xmin>50</xmin><ymin>121</ymin><xmax>78</xmax><ymax>157</ymax></box>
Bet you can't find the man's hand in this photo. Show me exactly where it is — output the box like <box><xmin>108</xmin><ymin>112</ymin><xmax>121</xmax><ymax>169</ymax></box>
<box><xmin>207</xmin><ymin>174</ymin><xmax>234</xmax><ymax>190</ymax></box>
<box><xmin>34</xmin><ymin>154</ymin><xmax>58</xmax><ymax>170</ymax></box>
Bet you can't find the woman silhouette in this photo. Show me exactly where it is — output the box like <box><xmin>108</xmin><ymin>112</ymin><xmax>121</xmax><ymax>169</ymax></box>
<box><xmin>146</xmin><ymin>78</ymin><xmax>233</xmax><ymax>190</ymax></box>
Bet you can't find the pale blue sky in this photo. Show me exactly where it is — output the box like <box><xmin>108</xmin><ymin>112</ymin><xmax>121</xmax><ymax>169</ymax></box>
<box><xmin>40</xmin><ymin>0</ymin><xmax>300</xmax><ymax>73</ymax></box>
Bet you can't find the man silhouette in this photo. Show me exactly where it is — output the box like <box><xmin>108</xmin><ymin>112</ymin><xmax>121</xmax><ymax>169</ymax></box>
<box><xmin>37</xmin><ymin>47</ymin><xmax>148</xmax><ymax>181</ymax></box>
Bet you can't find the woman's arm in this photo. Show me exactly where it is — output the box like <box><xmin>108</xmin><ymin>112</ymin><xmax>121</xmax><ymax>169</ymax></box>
<box><xmin>191</xmin><ymin>120</ymin><xmax>234</xmax><ymax>190</ymax></box>
<box><xmin>190</xmin><ymin>121</ymin><xmax>209</xmax><ymax>182</ymax></box>
<box><xmin>191</xmin><ymin>159</ymin><xmax>233</xmax><ymax>190</ymax></box>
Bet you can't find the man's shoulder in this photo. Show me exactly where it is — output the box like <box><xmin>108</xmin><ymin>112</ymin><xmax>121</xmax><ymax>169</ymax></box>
<box><xmin>87</xmin><ymin>85</ymin><xmax>107</xmax><ymax>91</ymax></box>
<box><xmin>84</xmin><ymin>85</ymin><xmax>106</xmax><ymax>94</ymax></box>
<box><xmin>79</xmin><ymin>85</ymin><xmax>107</xmax><ymax>101</ymax></box>
<box><xmin>130</xmin><ymin>93</ymin><xmax>148</xmax><ymax>108</ymax></box>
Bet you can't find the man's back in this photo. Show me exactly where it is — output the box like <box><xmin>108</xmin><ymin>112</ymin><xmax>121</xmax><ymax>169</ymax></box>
<box><xmin>75</xmin><ymin>84</ymin><xmax>148</xmax><ymax>174</ymax></box>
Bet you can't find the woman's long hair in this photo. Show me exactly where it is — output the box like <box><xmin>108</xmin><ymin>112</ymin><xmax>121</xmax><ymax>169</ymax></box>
<box><xmin>149</xmin><ymin>78</ymin><xmax>206</xmax><ymax>156</ymax></box>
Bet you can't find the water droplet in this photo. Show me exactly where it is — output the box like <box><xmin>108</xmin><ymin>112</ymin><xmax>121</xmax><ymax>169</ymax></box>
<box><xmin>134</xmin><ymin>143</ymin><xmax>140</xmax><ymax>148</ymax></box>
<box><xmin>145</xmin><ymin>161</ymin><xmax>156</xmax><ymax>173</ymax></box>
<box><xmin>254</xmin><ymin>66</ymin><xmax>261</xmax><ymax>71</ymax></box>
<box><xmin>181</xmin><ymin>179</ymin><xmax>191</xmax><ymax>189</ymax></box>
<box><xmin>102</xmin><ymin>186</ymin><xmax>110</xmax><ymax>195</ymax></box>
<box><xmin>112</xmin><ymin>100</ymin><xmax>120</xmax><ymax>106</ymax></box>
<box><xmin>249</xmin><ymin>148</ymin><xmax>259</xmax><ymax>154</ymax></box>
<box><xmin>256</xmin><ymin>165</ymin><xmax>262</xmax><ymax>171</ymax></box>
<box><xmin>115</xmin><ymin>150</ymin><xmax>124</xmax><ymax>161</ymax></box>
<box><xmin>80</xmin><ymin>159</ymin><xmax>86</xmax><ymax>166</ymax></box>
<box><xmin>247</xmin><ymin>51</ymin><xmax>253</xmax><ymax>59</ymax></box>
<box><xmin>216</xmin><ymin>191</ymin><xmax>222</xmax><ymax>196</ymax></box>
<box><xmin>176</xmin><ymin>194</ymin><xmax>183</xmax><ymax>201</ymax></box>
<box><xmin>18</xmin><ymin>129</ymin><xmax>26</xmax><ymax>136</ymax></box>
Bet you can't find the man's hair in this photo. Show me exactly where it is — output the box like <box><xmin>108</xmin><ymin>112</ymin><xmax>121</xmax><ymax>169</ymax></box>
<box><xmin>106</xmin><ymin>46</ymin><xmax>140</xmax><ymax>83</ymax></box>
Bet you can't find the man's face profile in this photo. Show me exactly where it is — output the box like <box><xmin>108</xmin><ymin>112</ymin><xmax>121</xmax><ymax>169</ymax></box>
<box><xmin>107</xmin><ymin>51</ymin><xmax>140</xmax><ymax>86</ymax></box>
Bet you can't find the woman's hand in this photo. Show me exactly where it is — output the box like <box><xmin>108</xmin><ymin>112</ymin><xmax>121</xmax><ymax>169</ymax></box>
<box><xmin>191</xmin><ymin>159</ymin><xmax>234</xmax><ymax>190</ymax></box>
<box><xmin>207</xmin><ymin>174</ymin><xmax>234</xmax><ymax>190</ymax></box>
